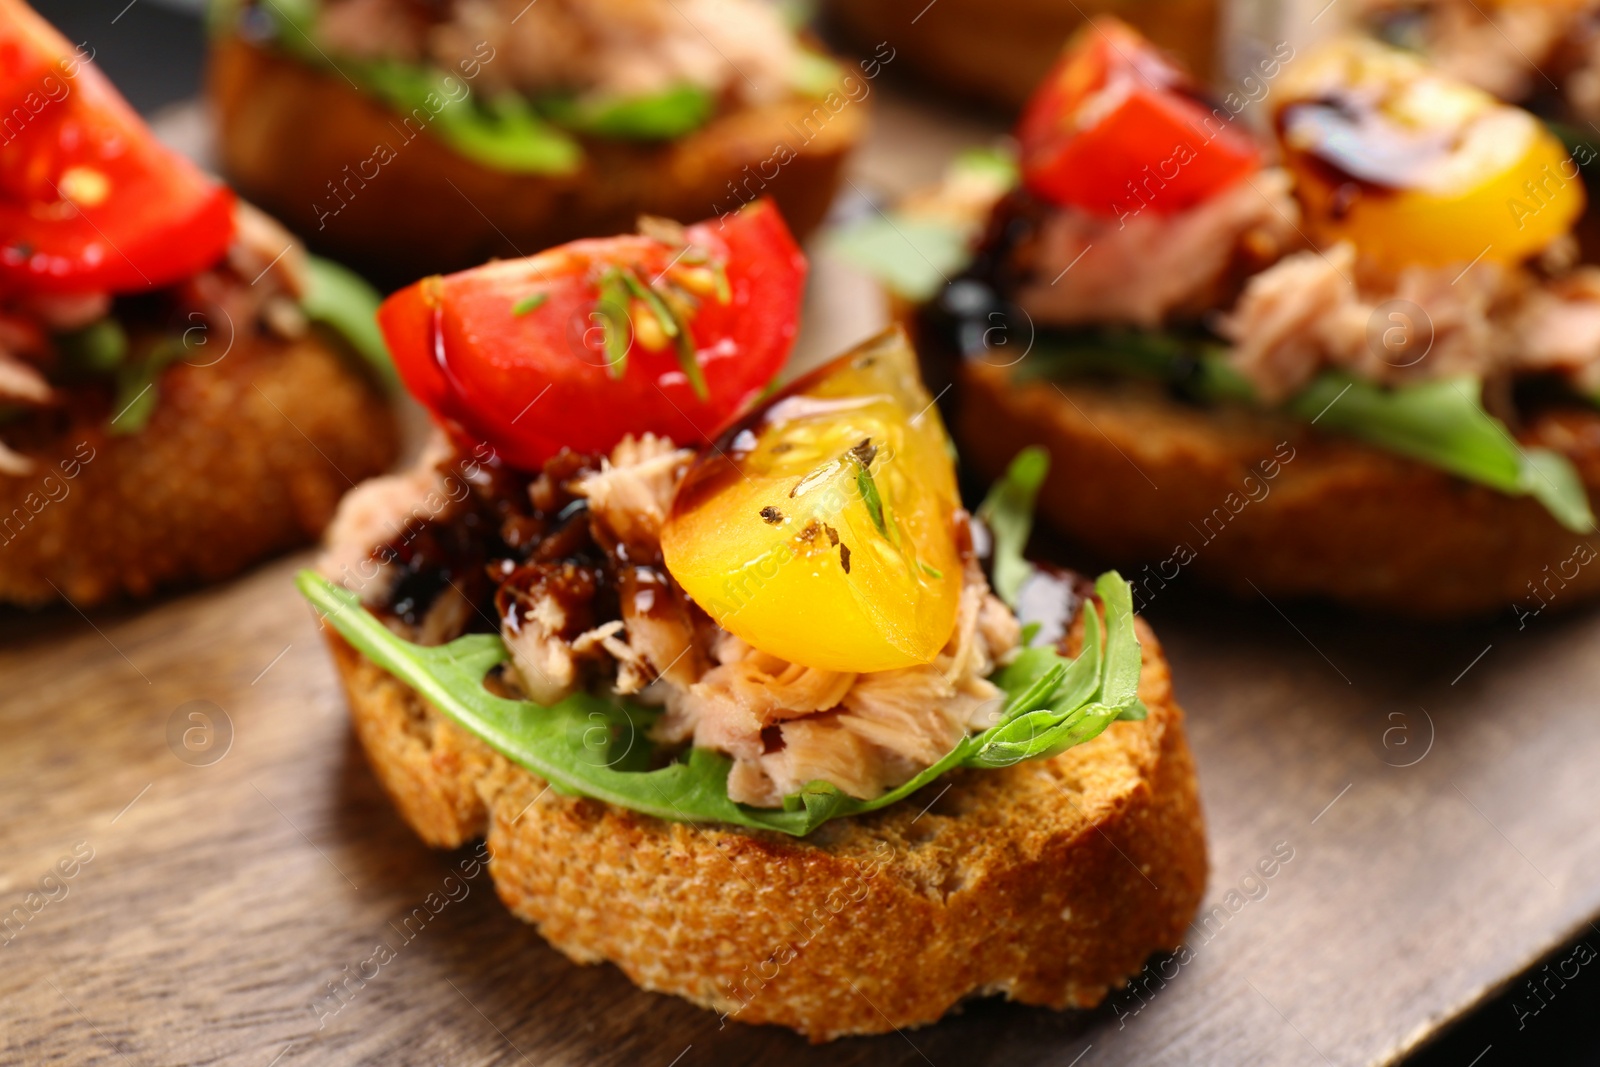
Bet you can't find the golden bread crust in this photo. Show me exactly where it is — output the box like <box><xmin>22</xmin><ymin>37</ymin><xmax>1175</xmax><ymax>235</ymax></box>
<box><xmin>321</xmin><ymin>616</ymin><xmax>1207</xmax><ymax>1039</ymax></box>
<box><xmin>954</xmin><ymin>359</ymin><xmax>1600</xmax><ymax>617</ymax></box>
<box><xmin>0</xmin><ymin>333</ymin><xmax>395</xmax><ymax>607</ymax></box>
<box><xmin>208</xmin><ymin>36</ymin><xmax>863</xmax><ymax>285</ymax></box>
<box><xmin>823</xmin><ymin>0</ymin><xmax>1218</xmax><ymax>109</ymax></box>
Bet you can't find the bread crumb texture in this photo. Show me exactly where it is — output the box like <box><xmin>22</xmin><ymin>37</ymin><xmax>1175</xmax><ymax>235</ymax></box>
<box><xmin>0</xmin><ymin>333</ymin><xmax>395</xmax><ymax>607</ymax></box>
<box><xmin>324</xmin><ymin>616</ymin><xmax>1207</xmax><ymax>1039</ymax></box>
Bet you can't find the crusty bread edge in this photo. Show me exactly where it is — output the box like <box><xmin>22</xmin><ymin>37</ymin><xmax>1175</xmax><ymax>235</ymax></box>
<box><xmin>951</xmin><ymin>356</ymin><xmax>1600</xmax><ymax>618</ymax></box>
<box><xmin>209</xmin><ymin>36</ymin><xmax>864</xmax><ymax>284</ymax></box>
<box><xmin>320</xmin><ymin>614</ymin><xmax>1207</xmax><ymax>1040</ymax></box>
<box><xmin>0</xmin><ymin>332</ymin><xmax>395</xmax><ymax>607</ymax></box>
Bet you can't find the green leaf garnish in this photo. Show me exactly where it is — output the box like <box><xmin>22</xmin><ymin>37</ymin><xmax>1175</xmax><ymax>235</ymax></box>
<box><xmin>977</xmin><ymin>446</ymin><xmax>1049</xmax><ymax>609</ymax></box>
<box><xmin>789</xmin><ymin>48</ymin><xmax>843</xmax><ymax>99</ymax></box>
<box><xmin>302</xmin><ymin>254</ymin><xmax>397</xmax><ymax>388</ymax></box>
<box><xmin>538</xmin><ymin>83</ymin><xmax>714</xmax><ymax>140</ymax></box>
<box><xmin>830</xmin><ymin>145</ymin><xmax>1020</xmax><ymax>302</ymax></box>
<box><xmin>297</xmin><ymin>566</ymin><xmax>1143</xmax><ymax>837</ymax></box>
<box><xmin>318</xmin><ymin>54</ymin><xmax>582</xmax><ymax>174</ymax></box>
<box><xmin>1017</xmin><ymin>325</ymin><xmax>1255</xmax><ymax>403</ymax></box>
<box><xmin>919</xmin><ymin>562</ymin><xmax>944</xmax><ymax>579</ymax></box>
<box><xmin>1025</xmin><ymin>327</ymin><xmax>1595</xmax><ymax>533</ymax></box>
<box><xmin>1287</xmin><ymin>374</ymin><xmax>1596</xmax><ymax>533</ymax></box>
<box><xmin>830</xmin><ymin>214</ymin><xmax>977</xmax><ymax>303</ymax></box>
<box><xmin>512</xmin><ymin>292</ymin><xmax>548</xmax><ymax>316</ymax></box>
<box><xmin>54</xmin><ymin>318</ymin><xmax>127</xmax><ymax>379</ymax></box>
<box><xmin>108</xmin><ymin>335</ymin><xmax>192</xmax><ymax>435</ymax></box>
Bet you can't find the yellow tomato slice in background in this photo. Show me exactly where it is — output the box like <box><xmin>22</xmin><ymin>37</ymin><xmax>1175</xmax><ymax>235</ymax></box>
<box><xmin>661</xmin><ymin>327</ymin><xmax>964</xmax><ymax>673</ymax></box>
<box><xmin>1275</xmin><ymin>38</ymin><xmax>1583</xmax><ymax>272</ymax></box>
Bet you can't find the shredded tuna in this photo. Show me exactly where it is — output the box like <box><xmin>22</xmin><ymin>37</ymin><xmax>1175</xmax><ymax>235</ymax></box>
<box><xmin>1219</xmin><ymin>243</ymin><xmax>1600</xmax><ymax>402</ymax></box>
<box><xmin>1014</xmin><ymin>168</ymin><xmax>1302</xmax><ymax>328</ymax></box>
<box><xmin>575</xmin><ymin>432</ymin><xmax>691</xmax><ymax>561</ymax></box>
<box><xmin>316</xmin><ymin>0</ymin><xmax>802</xmax><ymax>108</ymax></box>
<box><xmin>320</xmin><ymin>431</ymin><xmax>458</xmax><ymax>603</ymax></box>
<box><xmin>1357</xmin><ymin>0</ymin><xmax>1584</xmax><ymax>109</ymax></box>
<box><xmin>0</xmin><ymin>354</ymin><xmax>53</xmax><ymax>406</ymax></box>
<box><xmin>0</xmin><ymin>440</ymin><xmax>33</xmax><ymax>476</ymax></box>
<box><xmin>375</xmin><ymin>431</ymin><xmax>1029</xmax><ymax>808</ymax></box>
<box><xmin>662</xmin><ymin>556</ymin><xmax>1019</xmax><ymax>805</ymax></box>
<box><xmin>504</xmin><ymin>593</ymin><xmax>583</xmax><ymax>706</ymax></box>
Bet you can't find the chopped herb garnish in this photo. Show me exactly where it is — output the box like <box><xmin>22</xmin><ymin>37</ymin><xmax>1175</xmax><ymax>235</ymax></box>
<box><xmin>848</xmin><ymin>439</ymin><xmax>888</xmax><ymax>539</ymax></box>
<box><xmin>710</xmin><ymin>259</ymin><xmax>731</xmax><ymax>304</ymax></box>
<box><xmin>512</xmin><ymin>292</ymin><xmax>548</xmax><ymax>316</ymax></box>
<box><xmin>673</xmin><ymin>332</ymin><xmax>710</xmax><ymax>401</ymax></box>
<box><xmin>625</xmin><ymin>267</ymin><xmax>709</xmax><ymax>401</ymax></box>
<box><xmin>840</xmin><ymin>543</ymin><xmax>852</xmax><ymax>574</ymax></box>
<box><xmin>823</xmin><ymin>523</ymin><xmax>839</xmax><ymax>546</ymax></box>
<box><xmin>920</xmin><ymin>562</ymin><xmax>944</xmax><ymax>579</ymax></box>
<box><xmin>595</xmin><ymin>268</ymin><xmax>632</xmax><ymax>379</ymax></box>
<box><xmin>620</xmin><ymin>268</ymin><xmax>679</xmax><ymax>338</ymax></box>
<box><xmin>760</xmin><ymin>506</ymin><xmax>783</xmax><ymax>524</ymax></box>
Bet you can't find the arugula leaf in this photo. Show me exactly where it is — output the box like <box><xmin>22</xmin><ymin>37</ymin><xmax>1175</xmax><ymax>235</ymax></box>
<box><xmin>302</xmin><ymin>255</ymin><xmax>398</xmax><ymax>388</ymax></box>
<box><xmin>830</xmin><ymin>146</ymin><xmax>1020</xmax><ymax>302</ymax></box>
<box><xmin>829</xmin><ymin>214</ymin><xmax>974</xmax><ymax>303</ymax></box>
<box><xmin>356</xmin><ymin>61</ymin><xmax>583</xmax><ymax>174</ymax></box>
<box><xmin>108</xmin><ymin>336</ymin><xmax>193</xmax><ymax>436</ymax></box>
<box><xmin>1017</xmin><ymin>325</ymin><xmax>1256</xmax><ymax>403</ymax></box>
<box><xmin>538</xmin><ymin>84</ymin><xmax>714</xmax><ymax>140</ymax></box>
<box><xmin>977</xmin><ymin>446</ymin><xmax>1049</xmax><ymax>608</ymax></box>
<box><xmin>239</xmin><ymin>2</ymin><xmax>726</xmax><ymax>169</ymax></box>
<box><xmin>297</xmin><ymin>566</ymin><xmax>1143</xmax><ymax>837</ymax></box>
<box><xmin>789</xmin><ymin>48</ymin><xmax>845</xmax><ymax>98</ymax></box>
<box><xmin>1521</xmin><ymin>447</ymin><xmax>1595</xmax><ymax>533</ymax></box>
<box><xmin>1026</xmin><ymin>328</ymin><xmax>1596</xmax><ymax>533</ymax></box>
<box><xmin>1288</xmin><ymin>374</ymin><xmax>1595</xmax><ymax>533</ymax></box>
<box><xmin>54</xmin><ymin>318</ymin><xmax>128</xmax><ymax>379</ymax></box>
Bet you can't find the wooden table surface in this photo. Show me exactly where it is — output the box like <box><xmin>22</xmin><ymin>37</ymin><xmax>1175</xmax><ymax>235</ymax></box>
<box><xmin>6</xmin><ymin>86</ymin><xmax>1600</xmax><ymax>1067</ymax></box>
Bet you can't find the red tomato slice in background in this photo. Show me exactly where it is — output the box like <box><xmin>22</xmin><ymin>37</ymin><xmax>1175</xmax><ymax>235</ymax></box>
<box><xmin>0</xmin><ymin>0</ymin><xmax>234</xmax><ymax>295</ymax></box>
<box><xmin>1016</xmin><ymin>17</ymin><xmax>1261</xmax><ymax>217</ymax></box>
<box><xmin>378</xmin><ymin>199</ymin><xmax>807</xmax><ymax>469</ymax></box>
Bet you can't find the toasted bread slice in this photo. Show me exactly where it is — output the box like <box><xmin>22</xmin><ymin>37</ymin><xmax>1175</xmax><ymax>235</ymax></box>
<box><xmin>208</xmin><ymin>36</ymin><xmax>863</xmax><ymax>285</ymax></box>
<box><xmin>822</xmin><ymin>0</ymin><xmax>1218</xmax><ymax>109</ymax></box>
<box><xmin>0</xmin><ymin>332</ymin><xmax>395</xmax><ymax>607</ymax></box>
<box><xmin>319</xmin><ymin>610</ymin><xmax>1206</xmax><ymax>1039</ymax></box>
<box><xmin>948</xmin><ymin>355</ymin><xmax>1600</xmax><ymax>618</ymax></box>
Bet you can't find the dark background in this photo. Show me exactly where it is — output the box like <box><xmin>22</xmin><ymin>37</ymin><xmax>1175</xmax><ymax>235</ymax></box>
<box><xmin>28</xmin><ymin>0</ymin><xmax>1600</xmax><ymax>1062</ymax></box>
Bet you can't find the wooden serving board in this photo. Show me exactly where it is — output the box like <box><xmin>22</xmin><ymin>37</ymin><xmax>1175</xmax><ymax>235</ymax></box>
<box><xmin>6</xmin><ymin>84</ymin><xmax>1600</xmax><ymax>1067</ymax></box>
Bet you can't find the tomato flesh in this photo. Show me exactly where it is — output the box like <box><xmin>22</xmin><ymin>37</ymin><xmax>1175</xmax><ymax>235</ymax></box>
<box><xmin>1276</xmin><ymin>39</ymin><xmax>1583</xmax><ymax>271</ymax></box>
<box><xmin>1017</xmin><ymin>17</ymin><xmax>1260</xmax><ymax>217</ymax></box>
<box><xmin>378</xmin><ymin>199</ymin><xmax>806</xmax><ymax>468</ymax></box>
<box><xmin>661</xmin><ymin>328</ymin><xmax>964</xmax><ymax>673</ymax></box>
<box><xmin>0</xmin><ymin>0</ymin><xmax>234</xmax><ymax>295</ymax></box>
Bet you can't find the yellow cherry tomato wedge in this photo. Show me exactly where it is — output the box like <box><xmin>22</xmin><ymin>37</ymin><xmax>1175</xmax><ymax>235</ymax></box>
<box><xmin>1275</xmin><ymin>38</ymin><xmax>1583</xmax><ymax>272</ymax></box>
<box><xmin>661</xmin><ymin>327</ymin><xmax>964</xmax><ymax>673</ymax></box>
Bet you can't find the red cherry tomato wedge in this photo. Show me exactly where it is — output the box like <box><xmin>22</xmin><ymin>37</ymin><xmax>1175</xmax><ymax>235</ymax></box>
<box><xmin>1016</xmin><ymin>17</ymin><xmax>1261</xmax><ymax>217</ymax></box>
<box><xmin>378</xmin><ymin>199</ymin><xmax>806</xmax><ymax>469</ymax></box>
<box><xmin>0</xmin><ymin>0</ymin><xmax>234</xmax><ymax>295</ymax></box>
